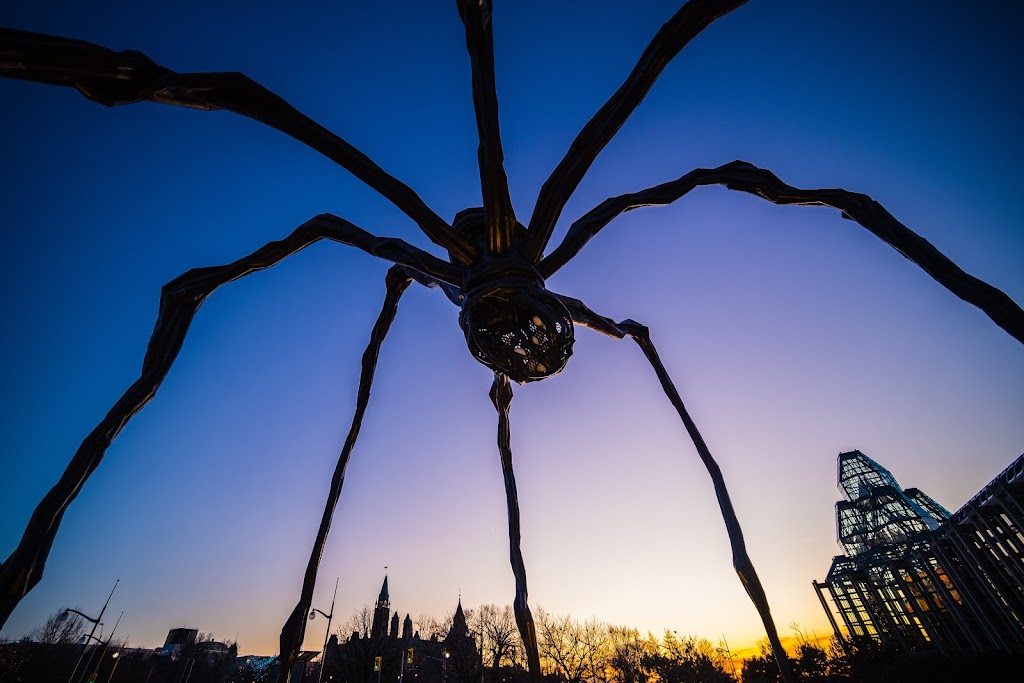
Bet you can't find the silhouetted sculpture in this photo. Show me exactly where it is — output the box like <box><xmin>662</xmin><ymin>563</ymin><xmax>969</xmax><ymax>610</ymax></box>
<box><xmin>2</xmin><ymin>2</ymin><xmax>1023</xmax><ymax>683</ymax></box>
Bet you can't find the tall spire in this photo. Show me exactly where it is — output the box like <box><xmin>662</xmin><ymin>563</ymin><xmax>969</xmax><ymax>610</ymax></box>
<box><xmin>449</xmin><ymin>599</ymin><xmax>468</xmax><ymax>639</ymax></box>
<box><xmin>371</xmin><ymin>574</ymin><xmax>392</xmax><ymax>639</ymax></box>
<box><xmin>402</xmin><ymin>614</ymin><xmax>413</xmax><ymax>641</ymax></box>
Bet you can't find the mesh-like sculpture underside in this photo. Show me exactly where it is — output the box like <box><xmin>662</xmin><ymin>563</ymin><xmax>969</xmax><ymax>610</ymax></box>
<box><xmin>460</xmin><ymin>285</ymin><xmax>574</xmax><ymax>383</ymax></box>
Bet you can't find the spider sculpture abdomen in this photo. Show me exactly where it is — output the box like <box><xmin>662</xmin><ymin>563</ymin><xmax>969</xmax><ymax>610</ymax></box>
<box><xmin>460</xmin><ymin>282</ymin><xmax>574</xmax><ymax>382</ymax></box>
<box><xmin>453</xmin><ymin>208</ymin><xmax>575</xmax><ymax>382</ymax></box>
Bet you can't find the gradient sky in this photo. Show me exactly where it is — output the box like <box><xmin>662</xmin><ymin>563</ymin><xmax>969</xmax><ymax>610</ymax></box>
<box><xmin>2</xmin><ymin>0</ymin><xmax>1022</xmax><ymax>658</ymax></box>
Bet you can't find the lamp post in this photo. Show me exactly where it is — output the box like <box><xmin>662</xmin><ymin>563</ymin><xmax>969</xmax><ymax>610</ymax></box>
<box><xmin>81</xmin><ymin>610</ymin><xmax>122</xmax><ymax>683</ymax></box>
<box><xmin>106</xmin><ymin>650</ymin><xmax>122</xmax><ymax>683</ymax></box>
<box><xmin>309</xmin><ymin>578</ymin><xmax>339</xmax><ymax>683</ymax></box>
<box><xmin>66</xmin><ymin>580</ymin><xmax>119</xmax><ymax>683</ymax></box>
<box><xmin>479</xmin><ymin>632</ymin><xmax>485</xmax><ymax>683</ymax></box>
<box><xmin>716</xmin><ymin>634</ymin><xmax>736</xmax><ymax>678</ymax></box>
<box><xmin>88</xmin><ymin>611</ymin><xmax>123</xmax><ymax>683</ymax></box>
<box><xmin>443</xmin><ymin>650</ymin><xmax>450</xmax><ymax>683</ymax></box>
<box><xmin>66</xmin><ymin>626</ymin><xmax>102</xmax><ymax>683</ymax></box>
<box><xmin>466</xmin><ymin>625</ymin><xmax>485</xmax><ymax>683</ymax></box>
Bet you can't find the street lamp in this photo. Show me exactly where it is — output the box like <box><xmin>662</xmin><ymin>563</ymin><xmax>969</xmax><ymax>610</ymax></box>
<box><xmin>72</xmin><ymin>616</ymin><xmax>119</xmax><ymax>683</ymax></box>
<box><xmin>106</xmin><ymin>650</ymin><xmax>122</xmax><ymax>683</ymax></box>
<box><xmin>309</xmin><ymin>578</ymin><xmax>339</xmax><ymax>683</ymax></box>
<box><xmin>465</xmin><ymin>625</ymin><xmax>485</xmax><ymax>683</ymax></box>
<box><xmin>88</xmin><ymin>611</ymin><xmax>123</xmax><ymax>683</ymax></box>
<box><xmin>80</xmin><ymin>631</ymin><xmax>105</xmax><ymax>645</ymax></box>
<box><xmin>66</xmin><ymin>579</ymin><xmax>119</xmax><ymax>683</ymax></box>
<box><xmin>714</xmin><ymin>633</ymin><xmax>737</xmax><ymax>677</ymax></box>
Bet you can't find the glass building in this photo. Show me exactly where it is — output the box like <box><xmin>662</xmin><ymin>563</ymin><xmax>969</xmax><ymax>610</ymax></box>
<box><xmin>813</xmin><ymin>450</ymin><xmax>1024</xmax><ymax>653</ymax></box>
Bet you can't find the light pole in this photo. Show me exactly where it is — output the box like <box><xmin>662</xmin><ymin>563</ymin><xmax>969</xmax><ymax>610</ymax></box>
<box><xmin>88</xmin><ymin>611</ymin><xmax>123</xmax><ymax>683</ymax></box>
<box><xmin>479</xmin><ymin>632</ymin><xmax>484</xmax><ymax>683</ymax></box>
<box><xmin>106</xmin><ymin>650</ymin><xmax>122</xmax><ymax>683</ymax></box>
<box><xmin>466</xmin><ymin>625</ymin><xmax>485</xmax><ymax>683</ymax></box>
<box><xmin>66</xmin><ymin>579</ymin><xmax>119</xmax><ymax>683</ymax></box>
<box><xmin>79</xmin><ymin>625</ymin><xmax>113</xmax><ymax>683</ymax></box>
<box><xmin>443</xmin><ymin>650</ymin><xmax>450</xmax><ymax>683</ymax></box>
<box><xmin>58</xmin><ymin>630</ymin><xmax>102</xmax><ymax>683</ymax></box>
<box><xmin>716</xmin><ymin>634</ymin><xmax>737</xmax><ymax>678</ymax></box>
<box><xmin>309</xmin><ymin>578</ymin><xmax>339</xmax><ymax>683</ymax></box>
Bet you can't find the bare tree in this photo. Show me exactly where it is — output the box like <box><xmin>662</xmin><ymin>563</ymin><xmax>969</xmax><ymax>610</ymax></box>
<box><xmin>26</xmin><ymin>608</ymin><xmax>85</xmax><ymax>645</ymax></box>
<box><xmin>339</xmin><ymin>604</ymin><xmax>375</xmax><ymax>640</ymax></box>
<box><xmin>416</xmin><ymin>611</ymin><xmax>449</xmax><ymax>641</ymax></box>
<box><xmin>476</xmin><ymin>604</ymin><xmax>521</xmax><ymax>670</ymax></box>
<box><xmin>644</xmin><ymin>631</ymin><xmax>732</xmax><ymax>683</ymax></box>
<box><xmin>178</xmin><ymin>632</ymin><xmax>238</xmax><ymax>683</ymax></box>
<box><xmin>606</xmin><ymin>627</ymin><xmax>652</xmax><ymax>683</ymax></box>
<box><xmin>535</xmin><ymin>609</ymin><xmax>611</xmax><ymax>683</ymax></box>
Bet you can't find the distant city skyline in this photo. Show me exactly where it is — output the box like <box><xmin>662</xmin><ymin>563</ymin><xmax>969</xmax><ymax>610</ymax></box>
<box><xmin>1</xmin><ymin>0</ymin><xmax>1022</xmax><ymax>658</ymax></box>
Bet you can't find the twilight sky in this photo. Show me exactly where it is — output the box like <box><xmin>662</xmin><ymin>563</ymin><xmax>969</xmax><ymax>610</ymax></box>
<box><xmin>2</xmin><ymin>0</ymin><xmax>1022</xmax><ymax>658</ymax></box>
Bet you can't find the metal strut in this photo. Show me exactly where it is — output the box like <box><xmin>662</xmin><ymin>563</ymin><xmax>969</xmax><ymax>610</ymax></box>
<box><xmin>0</xmin><ymin>216</ymin><xmax>452</xmax><ymax>629</ymax></box>
<box><xmin>489</xmin><ymin>374</ymin><xmax>542</xmax><ymax>683</ymax></box>
<box><xmin>541</xmin><ymin>160</ymin><xmax>1024</xmax><ymax>348</ymax></box>
<box><xmin>278</xmin><ymin>266</ymin><xmax>418</xmax><ymax>682</ymax></box>
<box><xmin>624</xmin><ymin>323</ymin><xmax>796</xmax><ymax>683</ymax></box>
<box><xmin>557</xmin><ymin>294</ymin><xmax>796</xmax><ymax>683</ymax></box>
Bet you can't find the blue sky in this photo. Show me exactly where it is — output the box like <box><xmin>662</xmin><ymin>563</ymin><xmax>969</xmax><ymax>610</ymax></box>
<box><xmin>1</xmin><ymin>0</ymin><xmax>1022</xmax><ymax>656</ymax></box>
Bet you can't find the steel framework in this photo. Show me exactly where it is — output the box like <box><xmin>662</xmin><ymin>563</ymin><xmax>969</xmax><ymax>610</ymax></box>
<box><xmin>814</xmin><ymin>450</ymin><xmax>1024</xmax><ymax>653</ymax></box>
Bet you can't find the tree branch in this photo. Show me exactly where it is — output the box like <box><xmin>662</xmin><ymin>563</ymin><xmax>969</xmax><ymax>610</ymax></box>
<box><xmin>278</xmin><ymin>265</ymin><xmax>415</xmax><ymax>682</ymax></box>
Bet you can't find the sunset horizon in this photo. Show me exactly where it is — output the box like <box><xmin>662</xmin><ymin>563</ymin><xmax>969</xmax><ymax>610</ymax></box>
<box><xmin>1</xmin><ymin>1</ymin><xmax>1021</xmax><ymax>678</ymax></box>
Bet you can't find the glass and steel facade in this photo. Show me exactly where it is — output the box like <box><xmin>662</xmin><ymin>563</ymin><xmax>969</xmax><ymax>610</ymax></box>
<box><xmin>813</xmin><ymin>450</ymin><xmax>1024</xmax><ymax>653</ymax></box>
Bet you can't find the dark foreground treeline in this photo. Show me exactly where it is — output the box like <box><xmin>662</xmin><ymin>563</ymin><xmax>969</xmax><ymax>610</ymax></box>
<box><xmin>4</xmin><ymin>634</ymin><xmax>1023</xmax><ymax>683</ymax></box>
<box><xmin>742</xmin><ymin>634</ymin><xmax>1024</xmax><ymax>683</ymax></box>
<box><xmin>0</xmin><ymin>638</ymin><xmax>250</xmax><ymax>683</ymax></box>
<box><xmin>4</xmin><ymin>605</ymin><xmax>1023</xmax><ymax>683</ymax></box>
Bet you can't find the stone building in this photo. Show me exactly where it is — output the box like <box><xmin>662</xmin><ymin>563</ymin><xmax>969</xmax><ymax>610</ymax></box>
<box><xmin>324</xmin><ymin>577</ymin><xmax>481</xmax><ymax>683</ymax></box>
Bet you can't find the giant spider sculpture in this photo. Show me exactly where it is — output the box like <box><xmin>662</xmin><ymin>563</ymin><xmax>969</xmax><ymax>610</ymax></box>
<box><xmin>1</xmin><ymin>2</ymin><xmax>1022</xmax><ymax>682</ymax></box>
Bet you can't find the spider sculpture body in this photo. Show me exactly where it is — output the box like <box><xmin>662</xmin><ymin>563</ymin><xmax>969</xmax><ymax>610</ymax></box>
<box><xmin>1</xmin><ymin>2</ymin><xmax>1022</xmax><ymax>682</ymax></box>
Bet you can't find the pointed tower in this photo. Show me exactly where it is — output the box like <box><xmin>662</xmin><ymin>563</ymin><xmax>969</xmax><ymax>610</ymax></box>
<box><xmin>371</xmin><ymin>575</ymin><xmax>391</xmax><ymax>639</ymax></box>
<box><xmin>402</xmin><ymin>614</ymin><xmax>413</xmax><ymax>641</ymax></box>
<box><xmin>444</xmin><ymin>598</ymin><xmax>481</xmax><ymax>673</ymax></box>
<box><xmin>449</xmin><ymin>599</ymin><xmax>468</xmax><ymax>639</ymax></box>
<box><xmin>390</xmin><ymin>611</ymin><xmax>400</xmax><ymax>638</ymax></box>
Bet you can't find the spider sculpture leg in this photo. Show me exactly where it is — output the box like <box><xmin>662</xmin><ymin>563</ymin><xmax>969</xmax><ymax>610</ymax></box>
<box><xmin>0</xmin><ymin>27</ymin><xmax>478</xmax><ymax>264</ymax></box>
<box><xmin>541</xmin><ymin>160</ymin><xmax>1024</xmax><ymax>347</ymax></box>
<box><xmin>455</xmin><ymin>0</ymin><xmax>516</xmax><ymax>254</ymax></box>
<box><xmin>558</xmin><ymin>295</ymin><xmax>797</xmax><ymax>683</ymax></box>
<box><xmin>489</xmin><ymin>374</ymin><xmax>543</xmax><ymax>683</ymax></box>
<box><xmin>523</xmin><ymin>0</ymin><xmax>750</xmax><ymax>262</ymax></box>
<box><xmin>279</xmin><ymin>265</ymin><xmax>427</xmax><ymax>682</ymax></box>
<box><xmin>0</xmin><ymin>215</ymin><xmax>460</xmax><ymax>628</ymax></box>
